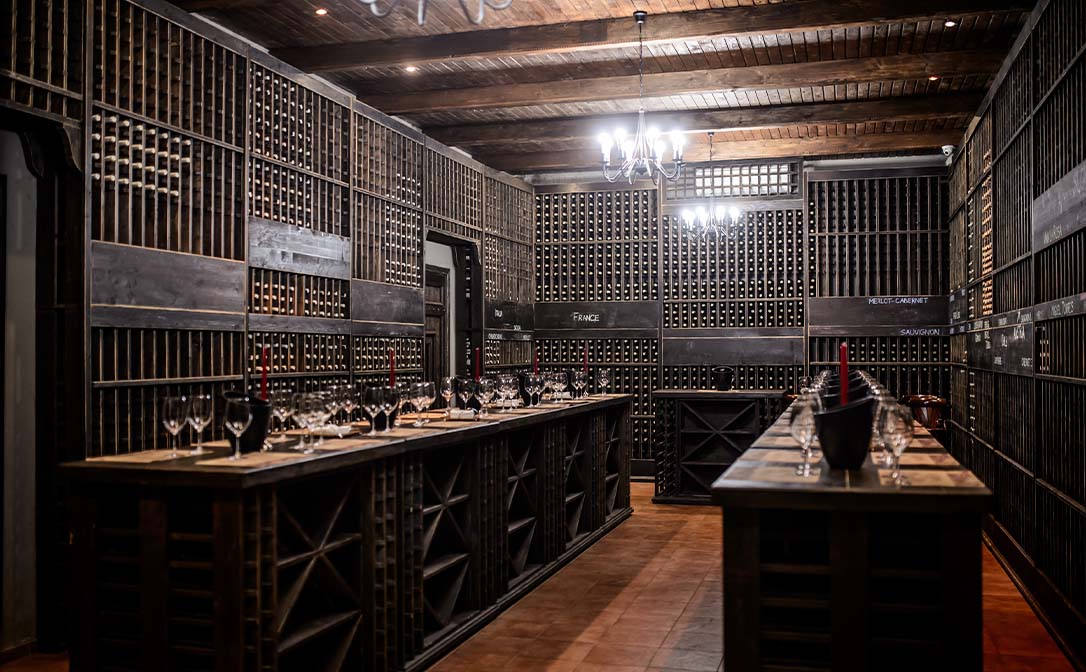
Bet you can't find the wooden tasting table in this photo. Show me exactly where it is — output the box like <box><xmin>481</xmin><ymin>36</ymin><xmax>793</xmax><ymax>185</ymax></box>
<box><xmin>652</xmin><ymin>389</ymin><xmax>786</xmax><ymax>504</ymax></box>
<box><xmin>63</xmin><ymin>395</ymin><xmax>633</xmax><ymax>672</ymax></box>
<box><xmin>712</xmin><ymin>404</ymin><xmax>991</xmax><ymax>672</ymax></box>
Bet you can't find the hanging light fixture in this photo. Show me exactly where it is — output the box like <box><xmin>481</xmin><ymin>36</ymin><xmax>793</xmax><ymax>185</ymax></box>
<box><xmin>681</xmin><ymin>132</ymin><xmax>742</xmax><ymax>240</ymax></box>
<box><xmin>598</xmin><ymin>11</ymin><xmax>685</xmax><ymax>184</ymax></box>
<box><xmin>358</xmin><ymin>0</ymin><xmax>512</xmax><ymax>26</ymax></box>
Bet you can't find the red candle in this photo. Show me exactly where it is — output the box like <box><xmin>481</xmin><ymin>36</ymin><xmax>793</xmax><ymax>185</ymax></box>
<box><xmin>583</xmin><ymin>342</ymin><xmax>589</xmax><ymax>372</ymax></box>
<box><xmin>389</xmin><ymin>348</ymin><xmax>396</xmax><ymax>386</ymax></box>
<box><xmin>474</xmin><ymin>347</ymin><xmax>481</xmax><ymax>381</ymax></box>
<box><xmin>533</xmin><ymin>348</ymin><xmax>539</xmax><ymax>374</ymax></box>
<box><xmin>260</xmin><ymin>345</ymin><xmax>269</xmax><ymax>400</ymax></box>
<box><xmin>839</xmin><ymin>342</ymin><xmax>849</xmax><ymax>404</ymax></box>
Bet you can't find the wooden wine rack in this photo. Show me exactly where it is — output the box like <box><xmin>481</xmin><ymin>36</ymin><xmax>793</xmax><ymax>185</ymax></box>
<box><xmin>248</xmin><ymin>268</ymin><xmax>349</xmax><ymax>319</ymax></box>
<box><xmin>1</xmin><ymin>0</ymin><xmax>83</xmax><ymax>121</ymax></box>
<box><xmin>663</xmin><ymin>160</ymin><xmax>800</xmax><ymax>201</ymax></box>
<box><xmin>945</xmin><ymin>0</ymin><xmax>1086</xmax><ymax>659</ymax></box>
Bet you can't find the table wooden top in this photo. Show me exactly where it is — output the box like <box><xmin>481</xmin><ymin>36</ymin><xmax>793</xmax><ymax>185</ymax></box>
<box><xmin>652</xmin><ymin>389</ymin><xmax>785</xmax><ymax>399</ymax></box>
<box><xmin>711</xmin><ymin>405</ymin><xmax>991</xmax><ymax>512</ymax></box>
<box><xmin>63</xmin><ymin>394</ymin><xmax>633</xmax><ymax>490</ymax></box>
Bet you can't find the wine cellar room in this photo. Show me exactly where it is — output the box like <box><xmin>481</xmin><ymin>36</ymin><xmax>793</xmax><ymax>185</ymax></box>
<box><xmin>1</xmin><ymin>0</ymin><xmax>1085</xmax><ymax>670</ymax></box>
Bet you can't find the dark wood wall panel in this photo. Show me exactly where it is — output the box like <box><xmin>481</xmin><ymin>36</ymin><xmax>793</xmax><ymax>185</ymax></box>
<box><xmin>661</xmin><ymin>209</ymin><xmax>803</xmax><ymax>329</ymax></box>
<box><xmin>946</xmin><ymin>2</ymin><xmax>1086</xmax><ymax>662</ymax></box>
<box><xmin>1</xmin><ymin>0</ymin><xmax>83</xmax><ymax>121</ymax></box>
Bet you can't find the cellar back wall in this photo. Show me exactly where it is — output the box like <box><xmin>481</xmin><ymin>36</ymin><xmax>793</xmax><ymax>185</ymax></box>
<box><xmin>946</xmin><ymin>0</ymin><xmax>1086</xmax><ymax>664</ymax></box>
<box><xmin>1</xmin><ymin>0</ymin><xmax>536</xmax><ymax>459</ymax></box>
<box><xmin>534</xmin><ymin>163</ymin><xmax>952</xmax><ymax>473</ymax></box>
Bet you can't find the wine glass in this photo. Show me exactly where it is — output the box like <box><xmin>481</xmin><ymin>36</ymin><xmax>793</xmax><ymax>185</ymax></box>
<box><xmin>879</xmin><ymin>402</ymin><xmax>914</xmax><ymax>486</ymax></box>
<box><xmin>572</xmin><ymin>371</ymin><xmax>589</xmax><ymax>398</ymax></box>
<box><xmin>362</xmin><ymin>386</ymin><xmax>383</xmax><ymax>436</ymax></box>
<box><xmin>789</xmin><ymin>396</ymin><xmax>818</xmax><ymax>477</ymax></box>
<box><xmin>552</xmin><ymin>371</ymin><xmax>568</xmax><ymax>400</ymax></box>
<box><xmin>161</xmin><ymin>396</ymin><xmax>190</xmax><ymax>458</ymax></box>
<box><xmin>500</xmin><ymin>374</ymin><xmax>518</xmax><ymax>410</ymax></box>
<box><xmin>409</xmin><ymin>382</ymin><xmax>428</xmax><ymax>427</ymax></box>
<box><xmin>380</xmin><ymin>386</ymin><xmax>398</xmax><ymax>432</ymax></box>
<box><xmin>440</xmin><ymin>376</ymin><xmax>457</xmax><ymax>419</ymax></box>
<box><xmin>267</xmin><ymin>389</ymin><xmax>293</xmax><ymax>448</ymax></box>
<box><xmin>422</xmin><ymin>382</ymin><xmax>437</xmax><ymax>421</ymax></box>
<box><xmin>290</xmin><ymin>392</ymin><xmax>309</xmax><ymax>442</ymax></box>
<box><xmin>393</xmin><ymin>382</ymin><xmax>411</xmax><ymax>427</ymax></box>
<box><xmin>457</xmin><ymin>378</ymin><xmax>476</xmax><ymax>417</ymax></box>
<box><xmin>223</xmin><ymin>399</ymin><xmax>252</xmax><ymax>461</ymax></box>
<box><xmin>187</xmin><ymin>393</ymin><xmax>213</xmax><ymax>455</ymax></box>
<box><xmin>341</xmin><ymin>383</ymin><xmax>358</xmax><ymax>424</ymax></box>
<box><xmin>476</xmin><ymin>377</ymin><xmax>495</xmax><ymax>418</ymax></box>
<box><xmin>871</xmin><ymin>391</ymin><xmax>896</xmax><ymax>467</ymax></box>
<box><xmin>596</xmin><ymin>368</ymin><xmax>611</xmax><ymax>395</ymax></box>
<box><xmin>294</xmin><ymin>394</ymin><xmax>318</xmax><ymax>454</ymax></box>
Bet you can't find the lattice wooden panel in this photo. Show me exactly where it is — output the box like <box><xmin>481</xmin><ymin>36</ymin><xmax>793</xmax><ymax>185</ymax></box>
<box><xmin>248</xmin><ymin>331</ymin><xmax>349</xmax><ymax>376</ymax></box>
<box><xmin>1036</xmin><ymin>315</ymin><xmax>1086</xmax><ymax>380</ymax></box>
<box><xmin>809</xmin><ymin>175</ymin><xmax>948</xmax><ymax>297</ymax></box>
<box><xmin>485</xmin><ymin>177</ymin><xmax>534</xmax><ymax>243</ymax></box>
<box><xmin>1033</xmin><ymin>0</ymin><xmax>1086</xmax><ymax>104</ymax></box>
<box><xmin>993</xmin><ymin>131</ymin><xmax>1031</xmax><ymax>269</ymax></box>
<box><xmin>948</xmin><ymin>155</ymin><xmax>968</xmax><ymax>216</ymax></box>
<box><xmin>664</xmin><ymin>160</ymin><xmax>800</xmax><ymax>201</ymax></box>
<box><xmin>420</xmin><ymin>445</ymin><xmax>476</xmax><ymax>639</ymax></box>
<box><xmin>90</xmin><ymin>380</ymin><xmax>237</xmax><ymax>456</ymax></box>
<box><xmin>250</xmin><ymin>64</ymin><xmax>349</xmax><ymax>183</ymax></box>
<box><xmin>659</xmin><ymin>365</ymin><xmax>802</xmax><ymax>393</ymax></box>
<box><xmin>949</xmin><ymin>209</ymin><xmax>967</xmax><ymax>292</ymax></box>
<box><xmin>1035</xmin><ymin>228</ymin><xmax>1086</xmax><ymax>303</ymax></box>
<box><xmin>993</xmin><ymin>260</ymin><xmax>1031</xmax><ymax>315</ymax></box>
<box><xmin>662</xmin><ymin>209</ymin><xmax>803</xmax><ymax>328</ymax></box>
<box><xmin>967</xmin><ymin>111</ymin><xmax>992</xmax><ymax>187</ymax></box>
<box><xmin>249</xmin><ymin>267</ymin><xmax>349</xmax><ymax>319</ymax></box>
<box><xmin>426</xmin><ymin>149</ymin><xmax>482</xmax><ymax>239</ymax></box>
<box><xmin>484</xmin><ymin>235</ymin><xmax>533</xmax><ymax>303</ymax></box>
<box><xmin>993</xmin><ymin>42</ymin><xmax>1031</xmax><ymax>156</ymax></box>
<box><xmin>249</xmin><ymin>158</ymin><xmax>349</xmax><ymax>236</ymax></box>
<box><xmin>1</xmin><ymin>0</ymin><xmax>83</xmax><ymax>120</ymax></box>
<box><xmin>1036</xmin><ymin>486</ymin><xmax>1086</xmax><ymax>617</ymax></box>
<box><xmin>484</xmin><ymin>339</ymin><xmax>532</xmax><ymax>369</ymax></box>
<box><xmin>535</xmin><ymin>189</ymin><xmax>657</xmax><ymax>303</ymax></box>
<box><xmin>92</xmin><ymin>0</ymin><xmax>245</xmax><ymax>145</ymax></box>
<box><xmin>92</xmin><ymin>326</ymin><xmax>244</xmax><ymax>383</ymax></box>
<box><xmin>353</xmin><ymin>336</ymin><xmax>423</xmax><ymax>375</ymax></box>
<box><xmin>90</xmin><ymin>109</ymin><xmax>245</xmax><ymax>258</ymax></box>
<box><xmin>355</xmin><ymin>114</ymin><xmax>423</xmax><ymax>207</ymax></box>
<box><xmin>353</xmin><ymin>191</ymin><xmax>422</xmax><ymax>287</ymax></box>
<box><xmin>1034</xmin><ymin>54</ymin><xmax>1086</xmax><ymax>197</ymax></box>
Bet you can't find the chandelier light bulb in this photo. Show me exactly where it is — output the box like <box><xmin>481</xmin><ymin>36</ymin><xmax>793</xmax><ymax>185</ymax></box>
<box><xmin>598</xmin><ymin>132</ymin><xmax>614</xmax><ymax>162</ymax></box>
<box><xmin>729</xmin><ymin>206</ymin><xmax>741</xmax><ymax>221</ymax></box>
<box><xmin>682</xmin><ymin>210</ymin><xmax>696</xmax><ymax>226</ymax></box>
<box><xmin>670</xmin><ymin>130</ymin><xmax>685</xmax><ymax>158</ymax></box>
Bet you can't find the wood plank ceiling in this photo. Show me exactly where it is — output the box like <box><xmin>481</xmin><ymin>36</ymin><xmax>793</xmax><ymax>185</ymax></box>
<box><xmin>181</xmin><ymin>0</ymin><xmax>1030</xmax><ymax>174</ymax></box>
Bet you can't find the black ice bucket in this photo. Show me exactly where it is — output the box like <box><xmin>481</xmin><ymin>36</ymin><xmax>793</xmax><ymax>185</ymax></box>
<box><xmin>814</xmin><ymin>396</ymin><xmax>875</xmax><ymax>470</ymax></box>
<box><xmin>223</xmin><ymin>391</ymin><xmax>272</xmax><ymax>454</ymax></box>
<box><xmin>712</xmin><ymin>366</ymin><xmax>735</xmax><ymax>391</ymax></box>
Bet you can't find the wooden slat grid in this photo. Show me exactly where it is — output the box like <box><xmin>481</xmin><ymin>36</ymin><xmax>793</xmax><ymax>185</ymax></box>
<box><xmin>484</xmin><ymin>177</ymin><xmax>534</xmax><ymax>303</ymax></box>
<box><xmin>484</xmin><ymin>339</ymin><xmax>532</xmax><ymax>369</ymax></box>
<box><xmin>1033</xmin><ymin>51</ymin><xmax>1086</xmax><ymax>197</ymax></box>
<box><xmin>91</xmin><ymin>326</ymin><xmax>244</xmax><ymax>384</ymax></box>
<box><xmin>662</xmin><ymin>210</ymin><xmax>803</xmax><ymax>329</ymax></box>
<box><xmin>992</xmin><ymin>130</ymin><xmax>1031</xmax><ymax>269</ymax></box>
<box><xmin>808</xmin><ymin>175</ymin><xmax>948</xmax><ymax>297</ymax></box>
<box><xmin>355</xmin><ymin>113</ymin><xmax>423</xmax><ymax>207</ymax></box>
<box><xmin>90</xmin><ymin>108</ymin><xmax>246</xmax><ymax>258</ymax></box>
<box><xmin>92</xmin><ymin>0</ymin><xmax>245</xmax><ymax>145</ymax></box>
<box><xmin>949</xmin><ymin>208</ymin><xmax>967</xmax><ymax>292</ymax></box>
<box><xmin>250</xmin><ymin>64</ymin><xmax>349</xmax><ymax>182</ymax></box>
<box><xmin>249</xmin><ymin>157</ymin><xmax>349</xmax><ymax>236</ymax></box>
<box><xmin>967</xmin><ymin>109</ymin><xmax>992</xmax><ymax>188</ymax></box>
<box><xmin>1035</xmin><ymin>228</ymin><xmax>1086</xmax><ymax>304</ymax></box>
<box><xmin>664</xmin><ymin>160</ymin><xmax>800</xmax><ymax>202</ymax></box>
<box><xmin>535</xmin><ymin>189</ymin><xmax>658</xmax><ymax>303</ymax></box>
<box><xmin>809</xmin><ymin>336</ymin><xmax>950</xmax><ymax>398</ymax></box>
<box><xmin>993</xmin><ymin>259</ymin><xmax>1031</xmax><ymax>315</ymax></box>
<box><xmin>425</xmin><ymin>148</ymin><xmax>482</xmax><ymax>240</ymax></box>
<box><xmin>1</xmin><ymin>0</ymin><xmax>83</xmax><ymax>120</ymax></box>
<box><xmin>1033</xmin><ymin>0</ymin><xmax>1086</xmax><ymax>105</ymax></box>
<box><xmin>247</xmin><ymin>331</ymin><xmax>349</xmax><ymax>376</ymax></box>
<box><xmin>993</xmin><ymin>40</ymin><xmax>1031</xmax><ymax>156</ymax></box>
<box><xmin>353</xmin><ymin>190</ymin><xmax>422</xmax><ymax>287</ymax></box>
<box><xmin>352</xmin><ymin>336</ymin><xmax>423</xmax><ymax>375</ymax></box>
<box><xmin>248</xmin><ymin>267</ymin><xmax>349</xmax><ymax>319</ymax></box>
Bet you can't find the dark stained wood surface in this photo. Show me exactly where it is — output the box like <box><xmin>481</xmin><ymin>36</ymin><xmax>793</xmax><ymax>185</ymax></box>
<box><xmin>62</xmin><ymin>395</ymin><xmax>633</xmax><ymax>489</ymax></box>
<box><xmin>712</xmin><ymin>405</ymin><xmax>992</xmax><ymax>511</ymax></box>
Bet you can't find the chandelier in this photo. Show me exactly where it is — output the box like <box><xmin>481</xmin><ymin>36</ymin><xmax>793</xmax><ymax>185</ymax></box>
<box><xmin>681</xmin><ymin>133</ymin><xmax>742</xmax><ymax>240</ymax></box>
<box><xmin>358</xmin><ymin>0</ymin><xmax>512</xmax><ymax>26</ymax></box>
<box><xmin>597</xmin><ymin>11</ymin><xmax>685</xmax><ymax>184</ymax></box>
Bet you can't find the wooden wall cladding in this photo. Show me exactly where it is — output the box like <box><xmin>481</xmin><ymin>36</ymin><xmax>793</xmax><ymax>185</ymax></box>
<box><xmin>946</xmin><ymin>1</ymin><xmax>1086</xmax><ymax>663</ymax></box>
<box><xmin>661</xmin><ymin>209</ymin><xmax>804</xmax><ymax>329</ymax></box>
<box><xmin>16</xmin><ymin>0</ymin><xmax>538</xmax><ymax>462</ymax></box>
<box><xmin>1</xmin><ymin>0</ymin><xmax>83</xmax><ymax>121</ymax></box>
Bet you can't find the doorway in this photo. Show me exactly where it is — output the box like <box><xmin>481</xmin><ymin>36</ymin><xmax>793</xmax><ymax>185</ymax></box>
<box><xmin>424</xmin><ymin>266</ymin><xmax>450</xmax><ymax>383</ymax></box>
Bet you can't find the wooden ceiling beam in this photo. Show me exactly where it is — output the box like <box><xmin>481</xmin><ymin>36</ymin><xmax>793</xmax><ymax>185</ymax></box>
<box><xmin>270</xmin><ymin>0</ymin><xmax>1029</xmax><ymax>72</ymax></box>
<box><xmin>428</xmin><ymin>94</ymin><xmax>983</xmax><ymax>149</ymax></box>
<box><xmin>477</xmin><ymin>130</ymin><xmax>963</xmax><ymax>173</ymax></box>
<box><xmin>364</xmin><ymin>50</ymin><xmax>1003</xmax><ymax>114</ymax></box>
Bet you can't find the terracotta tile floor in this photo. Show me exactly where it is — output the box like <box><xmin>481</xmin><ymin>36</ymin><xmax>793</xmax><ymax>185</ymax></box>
<box><xmin>0</xmin><ymin>484</ymin><xmax>1073</xmax><ymax>672</ymax></box>
<box><xmin>431</xmin><ymin>483</ymin><xmax>1074</xmax><ymax>672</ymax></box>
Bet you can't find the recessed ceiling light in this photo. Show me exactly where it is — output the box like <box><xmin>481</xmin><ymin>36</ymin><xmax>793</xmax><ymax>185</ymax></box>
<box><xmin>405</xmin><ymin>65</ymin><xmax>419</xmax><ymax>73</ymax></box>
<box><xmin>929</xmin><ymin>75</ymin><xmax>941</xmax><ymax>81</ymax></box>
<box><xmin>314</xmin><ymin>8</ymin><xmax>328</xmax><ymax>15</ymax></box>
<box><xmin>944</xmin><ymin>19</ymin><xmax>957</xmax><ymax>27</ymax></box>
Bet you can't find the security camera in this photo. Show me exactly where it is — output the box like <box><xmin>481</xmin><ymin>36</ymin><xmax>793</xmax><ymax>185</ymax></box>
<box><xmin>941</xmin><ymin>144</ymin><xmax>955</xmax><ymax>157</ymax></box>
